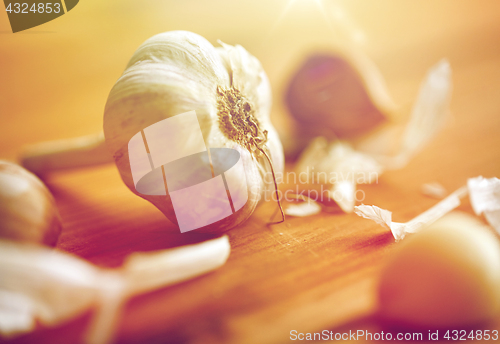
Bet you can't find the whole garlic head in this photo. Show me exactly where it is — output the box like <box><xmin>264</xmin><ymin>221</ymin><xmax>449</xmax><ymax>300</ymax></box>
<box><xmin>103</xmin><ymin>31</ymin><xmax>283</xmax><ymax>233</ymax></box>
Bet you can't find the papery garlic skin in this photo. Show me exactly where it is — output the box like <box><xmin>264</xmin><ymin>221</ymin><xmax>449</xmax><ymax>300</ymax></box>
<box><xmin>0</xmin><ymin>161</ymin><xmax>61</xmax><ymax>246</ymax></box>
<box><xmin>355</xmin><ymin>185</ymin><xmax>468</xmax><ymax>241</ymax></box>
<box><xmin>468</xmin><ymin>176</ymin><xmax>500</xmax><ymax>233</ymax></box>
<box><xmin>104</xmin><ymin>31</ymin><xmax>283</xmax><ymax>233</ymax></box>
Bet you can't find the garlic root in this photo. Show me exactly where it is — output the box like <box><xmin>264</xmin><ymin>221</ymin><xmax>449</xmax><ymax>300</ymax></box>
<box><xmin>0</xmin><ymin>161</ymin><xmax>61</xmax><ymax>246</ymax></box>
<box><xmin>20</xmin><ymin>132</ymin><xmax>112</xmax><ymax>175</ymax></box>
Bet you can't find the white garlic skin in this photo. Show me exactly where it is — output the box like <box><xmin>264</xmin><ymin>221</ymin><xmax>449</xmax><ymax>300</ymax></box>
<box><xmin>378</xmin><ymin>212</ymin><xmax>500</xmax><ymax>328</ymax></box>
<box><xmin>103</xmin><ymin>31</ymin><xmax>283</xmax><ymax>233</ymax></box>
<box><xmin>0</xmin><ymin>161</ymin><xmax>62</xmax><ymax>246</ymax></box>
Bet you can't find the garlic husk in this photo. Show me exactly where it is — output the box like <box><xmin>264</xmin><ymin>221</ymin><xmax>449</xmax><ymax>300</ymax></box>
<box><xmin>293</xmin><ymin>137</ymin><xmax>381</xmax><ymax>213</ymax></box>
<box><xmin>356</xmin><ymin>59</ymin><xmax>452</xmax><ymax>164</ymax></box>
<box><xmin>468</xmin><ymin>176</ymin><xmax>500</xmax><ymax>233</ymax></box>
<box><xmin>355</xmin><ymin>185</ymin><xmax>468</xmax><ymax>241</ymax></box>
<box><xmin>328</xmin><ymin>180</ymin><xmax>356</xmax><ymax>213</ymax></box>
<box><xmin>0</xmin><ymin>161</ymin><xmax>61</xmax><ymax>246</ymax></box>
<box><xmin>103</xmin><ymin>31</ymin><xmax>283</xmax><ymax>233</ymax></box>
<box><xmin>421</xmin><ymin>182</ymin><xmax>447</xmax><ymax>199</ymax></box>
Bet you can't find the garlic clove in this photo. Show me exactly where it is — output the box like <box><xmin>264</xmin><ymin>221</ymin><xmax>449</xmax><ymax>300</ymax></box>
<box><xmin>20</xmin><ymin>133</ymin><xmax>112</xmax><ymax>176</ymax></box>
<box><xmin>0</xmin><ymin>239</ymin><xmax>100</xmax><ymax>331</ymax></box>
<box><xmin>284</xmin><ymin>200</ymin><xmax>321</xmax><ymax>217</ymax></box>
<box><xmin>0</xmin><ymin>235</ymin><xmax>231</xmax><ymax>341</ymax></box>
<box><xmin>104</xmin><ymin>31</ymin><xmax>283</xmax><ymax>233</ymax></box>
<box><xmin>0</xmin><ymin>161</ymin><xmax>61</xmax><ymax>246</ymax></box>
<box><xmin>285</xmin><ymin>48</ymin><xmax>397</xmax><ymax>143</ymax></box>
<box><xmin>378</xmin><ymin>212</ymin><xmax>500</xmax><ymax>327</ymax></box>
<box><xmin>122</xmin><ymin>235</ymin><xmax>230</xmax><ymax>295</ymax></box>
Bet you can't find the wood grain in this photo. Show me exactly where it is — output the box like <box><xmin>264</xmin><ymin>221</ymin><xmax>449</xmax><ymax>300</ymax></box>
<box><xmin>1</xmin><ymin>1</ymin><xmax>499</xmax><ymax>343</ymax></box>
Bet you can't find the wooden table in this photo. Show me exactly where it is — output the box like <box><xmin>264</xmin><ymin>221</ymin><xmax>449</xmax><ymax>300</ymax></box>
<box><xmin>1</xmin><ymin>1</ymin><xmax>500</xmax><ymax>343</ymax></box>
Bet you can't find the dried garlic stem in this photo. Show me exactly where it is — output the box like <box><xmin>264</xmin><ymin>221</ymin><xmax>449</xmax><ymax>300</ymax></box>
<box><xmin>254</xmin><ymin>144</ymin><xmax>285</xmax><ymax>224</ymax></box>
<box><xmin>21</xmin><ymin>132</ymin><xmax>112</xmax><ymax>175</ymax></box>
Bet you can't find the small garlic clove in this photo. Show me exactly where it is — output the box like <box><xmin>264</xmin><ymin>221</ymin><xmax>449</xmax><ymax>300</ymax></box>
<box><xmin>0</xmin><ymin>161</ymin><xmax>61</xmax><ymax>246</ymax></box>
<box><xmin>378</xmin><ymin>212</ymin><xmax>500</xmax><ymax>328</ymax></box>
<box><xmin>285</xmin><ymin>49</ymin><xmax>396</xmax><ymax>141</ymax></box>
<box><xmin>0</xmin><ymin>235</ymin><xmax>231</xmax><ymax>341</ymax></box>
<box><xmin>122</xmin><ymin>235</ymin><xmax>230</xmax><ymax>295</ymax></box>
<box><xmin>20</xmin><ymin>133</ymin><xmax>112</xmax><ymax>175</ymax></box>
<box><xmin>285</xmin><ymin>200</ymin><xmax>321</xmax><ymax>217</ymax></box>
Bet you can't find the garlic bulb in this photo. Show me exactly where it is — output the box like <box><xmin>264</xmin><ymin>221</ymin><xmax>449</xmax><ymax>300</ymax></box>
<box><xmin>0</xmin><ymin>161</ymin><xmax>61</xmax><ymax>246</ymax></box>
<box><xmin>103</xmin><ymin>31</ymin><xmax>284</xmax><ymax>233</ymax></box>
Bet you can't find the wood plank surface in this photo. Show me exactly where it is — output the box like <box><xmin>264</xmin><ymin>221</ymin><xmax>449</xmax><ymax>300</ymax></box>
<box><xmin>1</xmin><ymin>1</ymin><xmax>500</xmax><ymax>343</ymax></box>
